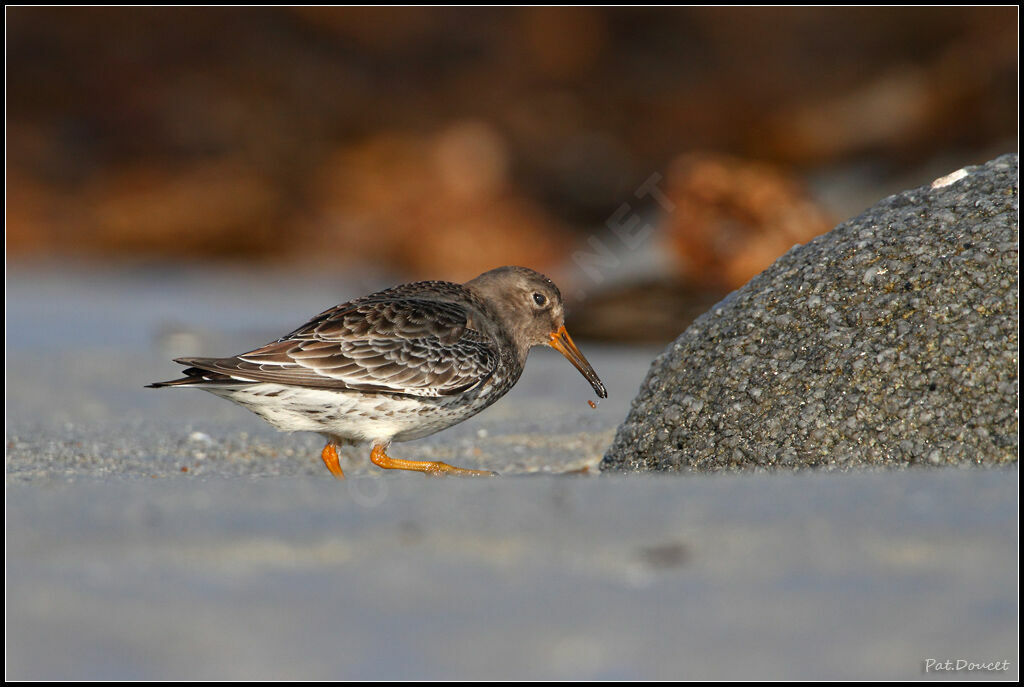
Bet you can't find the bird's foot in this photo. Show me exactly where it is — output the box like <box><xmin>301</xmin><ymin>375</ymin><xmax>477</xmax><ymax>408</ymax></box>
<box><xmin>370</xmin><ymin>445</ymin><xmax>497</xmax><ymax>477</ymax></box>
<box><xmin>320</xmin><ymin>442</ymin><xmax>345</xmax><ymax>480</ymax></box>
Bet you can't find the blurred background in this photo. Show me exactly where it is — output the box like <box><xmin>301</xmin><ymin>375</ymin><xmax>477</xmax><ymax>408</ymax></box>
<box><xmin>6</xmin><ymin>6</ymin><xmax>1018</xmax><ymax>342</ymax></box>
<box><xmin>6</xmin><ymin>11</ymin><xmax>1019</xmax><ymax>679</ymax></box>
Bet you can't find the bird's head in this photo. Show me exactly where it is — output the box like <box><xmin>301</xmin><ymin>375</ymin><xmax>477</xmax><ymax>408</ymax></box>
<box><xmin>465</xmin><ymin>266</ymin><xmax>607</xmax><ymax>399</ymax></box>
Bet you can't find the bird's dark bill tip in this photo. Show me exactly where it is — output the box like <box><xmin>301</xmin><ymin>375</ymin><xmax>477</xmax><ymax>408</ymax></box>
<box><xmin>549</xmin><ymin>325</ymin><xmax>607</xmax><ymax>399</ymax></box>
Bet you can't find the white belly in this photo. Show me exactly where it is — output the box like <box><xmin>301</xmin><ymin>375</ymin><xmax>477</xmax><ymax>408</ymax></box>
<box><xmin>205</xmin><ymin>383</ymin><xmax>494</xmax><ymax>445</ymax></box>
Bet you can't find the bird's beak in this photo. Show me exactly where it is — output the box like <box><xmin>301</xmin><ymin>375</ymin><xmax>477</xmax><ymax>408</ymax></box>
<box><xmin>548</xmin><ymin>325</ymin><xmax>608</xmax><ymax>399</ymax></box>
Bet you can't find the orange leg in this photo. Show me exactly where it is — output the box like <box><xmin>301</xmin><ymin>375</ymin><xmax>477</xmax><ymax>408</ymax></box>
<box><xmin>370</xmin><ymin>445</ymin><xmax>496</xmax><ymax>478</ymax></box>
<box><xmin>320</xmin><ymin>442</ymin><xmax>345</xmax><ymax>480</ymax></box>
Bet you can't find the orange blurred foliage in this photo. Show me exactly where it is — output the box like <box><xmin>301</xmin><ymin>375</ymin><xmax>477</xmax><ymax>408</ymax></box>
<box><xmin>663</xmin><ymin>154</ymin><xmax>834</xmax><ymax>289</ymax></box>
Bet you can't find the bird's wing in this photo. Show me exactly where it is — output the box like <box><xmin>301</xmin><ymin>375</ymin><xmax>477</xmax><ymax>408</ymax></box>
<box><xmin>177</xmin><ymin>296</ymin><xmax>499</xmax><ymax>397</ymax></box>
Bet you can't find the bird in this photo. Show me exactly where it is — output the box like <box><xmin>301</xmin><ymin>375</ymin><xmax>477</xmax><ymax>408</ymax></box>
<box><xmin>148</xmin><ymin>266</ymin><xmax>607</xmax><ymax>478</ymax></box>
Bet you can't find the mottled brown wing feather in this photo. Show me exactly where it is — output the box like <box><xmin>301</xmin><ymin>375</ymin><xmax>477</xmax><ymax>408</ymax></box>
<box><xmin>180</xmin><ymin>292</ymin><xmax>498</xmax><ymax>397</ymax></box>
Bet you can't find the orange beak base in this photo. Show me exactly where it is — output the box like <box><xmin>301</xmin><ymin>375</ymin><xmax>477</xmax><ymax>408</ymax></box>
<box><xmin>548</xmin><ymin>325</ymin><xmax>607</xmax><ymax>399</ymax></box>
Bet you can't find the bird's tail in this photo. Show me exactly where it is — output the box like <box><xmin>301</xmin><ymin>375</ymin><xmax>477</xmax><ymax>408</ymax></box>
<box><xmin>146</xmin><ymin>358</ymin><xmax>244</xmax><ymax>388</ymax></box>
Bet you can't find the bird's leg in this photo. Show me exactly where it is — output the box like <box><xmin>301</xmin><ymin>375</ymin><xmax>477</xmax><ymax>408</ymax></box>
<box><xmin>320</xmin><ymin>441</ymin><xmax>345</xmax><ymax>479</ymax></box>
<box><xmin>370</xmin><ymin>445</ymin><xmax>496</xmax><ymax>477</ymax></box>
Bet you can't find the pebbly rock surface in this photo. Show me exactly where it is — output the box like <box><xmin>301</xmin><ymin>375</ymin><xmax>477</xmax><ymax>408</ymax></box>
<box><xmin>602</xmin><ymin>154</ymin><xmax>1019</xmax><ymax>472</ymax></box>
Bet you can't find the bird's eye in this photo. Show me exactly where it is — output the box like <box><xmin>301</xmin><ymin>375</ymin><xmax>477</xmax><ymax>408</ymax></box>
<box><xmin>532</xmin><ymin>292</ymin><xmax>547</xmax><ymax>307</ymax></box>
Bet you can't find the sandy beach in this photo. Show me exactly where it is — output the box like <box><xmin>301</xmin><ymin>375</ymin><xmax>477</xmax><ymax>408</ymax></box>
<box><xmin>5</xmin><ymin>265</ymin><xmax>1018</xmax><ymax>679</ymax></box>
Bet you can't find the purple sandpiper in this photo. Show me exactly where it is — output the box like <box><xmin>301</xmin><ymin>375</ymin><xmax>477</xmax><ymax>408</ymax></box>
<box><xmin>148</xmin><ymin>266</ymin><xmax>607</xmax><ymax>477</ymax></box>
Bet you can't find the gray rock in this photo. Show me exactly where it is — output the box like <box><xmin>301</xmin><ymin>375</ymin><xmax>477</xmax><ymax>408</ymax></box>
<box><xmin>602</xmin><ymin>154</ymin><xmax>1019</xmax><ymax>472</ymax></box>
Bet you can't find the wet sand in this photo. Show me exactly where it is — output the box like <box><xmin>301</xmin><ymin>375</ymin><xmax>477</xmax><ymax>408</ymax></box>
<box><xmin>6</xmin><ymin>265</ymin><xmax>1018</xmax><ymax>679</ymax></box>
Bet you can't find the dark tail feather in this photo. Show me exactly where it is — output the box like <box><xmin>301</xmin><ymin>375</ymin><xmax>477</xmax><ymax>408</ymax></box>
<box><xmin>146</xmin><ymin>360</ymin><xmax>242</xmax><ymax>389</ymax></box>
<box><xmin>146</xmin><ymin>370</ymin><xmax>206</xmax><ymax>388</ymax></box>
